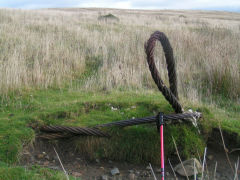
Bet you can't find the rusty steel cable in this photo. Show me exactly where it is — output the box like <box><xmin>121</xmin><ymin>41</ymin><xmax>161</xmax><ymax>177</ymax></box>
<box><xmin>97</xmin><ymin>112</ymin><xmax>201</xmax><ymax>128</ymax></box>
<box><xmin>40</xmin><ymin>126</ymin><xmax>109</xmax><ymax>137</ymax></box>
<box><xmin>145</xmin><ymin>31</ymin><xmax>183</xmax><ymax>113</ymax></box>
<box><xmin>38</xmin><ymin>112</ymin><xmax>200</xmax><ymax>139</ymax></box>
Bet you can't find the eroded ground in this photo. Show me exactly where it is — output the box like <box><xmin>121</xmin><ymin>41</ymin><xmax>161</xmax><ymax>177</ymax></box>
<box><xmin>20</xmin><ymin>138</ymin><xmax>240</xmax><ymax>180</ymax></box>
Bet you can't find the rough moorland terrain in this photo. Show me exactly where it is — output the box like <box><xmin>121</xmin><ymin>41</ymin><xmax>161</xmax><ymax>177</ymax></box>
<box><xmin>0</xmin><ymin>8</ymin><xmax>239</xmax><ymax>179</ymax></box>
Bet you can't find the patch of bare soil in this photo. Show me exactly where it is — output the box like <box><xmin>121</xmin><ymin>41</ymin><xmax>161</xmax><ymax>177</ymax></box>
<box><xmin>20</xmin><ymin>138</ymin><xmax>239</xmax><ymax>180</ymax></box>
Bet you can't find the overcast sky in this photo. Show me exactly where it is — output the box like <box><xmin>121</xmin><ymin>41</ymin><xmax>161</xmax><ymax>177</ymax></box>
<box><xmin>0</xmin><ymin>0</ymin><xmax>239</xmax><ymax>12</ymax></box>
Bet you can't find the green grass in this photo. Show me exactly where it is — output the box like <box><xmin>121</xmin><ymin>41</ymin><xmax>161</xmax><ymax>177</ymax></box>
<box><xmin>0</xmin><ymin>88</ymin><xmax>203</xmax><ymax>163</ymax></box>
<box><xmin>0</xmin><ymin>88</ymin><xmax>239</xmax><ymax>178</ymax></box>
<box><xmin>200</xmin><ymin>95</ymin><xmax>240</xmax><ymax>136</ymax></box>
<box><xmin>0</xmin><ymin>162</ymin><xmax>79</xmax><ymax>180</ymax></box>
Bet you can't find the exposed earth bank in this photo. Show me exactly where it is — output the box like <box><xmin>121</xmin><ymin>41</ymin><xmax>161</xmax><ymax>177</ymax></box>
<box><xmin>20</xmin><ymin>138</ymin><xmax>240</xmax><ymax>180</ymax></box>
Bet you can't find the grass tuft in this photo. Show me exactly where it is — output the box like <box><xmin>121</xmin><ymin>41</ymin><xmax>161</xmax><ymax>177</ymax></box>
<box><xmin>0</xmin><ymin>163</ymin><xmax>78</xmax><ymax>180</ymax></box>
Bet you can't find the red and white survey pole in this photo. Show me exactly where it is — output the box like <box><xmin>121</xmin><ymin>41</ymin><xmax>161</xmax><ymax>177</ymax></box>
<box><xmin>157</xmin><ymin>112</ymin><xmax>165</xmax><ymax>180</ymax></box>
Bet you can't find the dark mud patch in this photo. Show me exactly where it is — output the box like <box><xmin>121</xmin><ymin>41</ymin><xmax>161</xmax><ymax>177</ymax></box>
<box><xmin>208</xmin><ymin>127</ymin><xmax>240</xmax><ymax>152</ymax></box>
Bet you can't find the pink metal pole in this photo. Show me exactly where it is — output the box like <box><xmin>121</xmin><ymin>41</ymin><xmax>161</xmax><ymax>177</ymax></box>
<box><xmin>160</xmin><ymin>124</ymin><xmax>164</xmax><ymax>180</ymax></box>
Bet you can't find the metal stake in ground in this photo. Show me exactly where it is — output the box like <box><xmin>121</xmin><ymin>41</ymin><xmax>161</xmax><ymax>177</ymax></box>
<box><xmin>157</xmin><ymin>112</ymin><xmax>165</xmax><ymax>180</ymax></box>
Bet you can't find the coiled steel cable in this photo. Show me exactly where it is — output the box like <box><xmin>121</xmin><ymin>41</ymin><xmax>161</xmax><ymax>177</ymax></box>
<box><xmin>145</xmin><ymin>31</ymin><xmax>183</xmax><ymax>113</ymax></box>
<box><xmin>38</xmin><ymin>31</ymin><xmax>201</xmax><ymax>139</ymax></box>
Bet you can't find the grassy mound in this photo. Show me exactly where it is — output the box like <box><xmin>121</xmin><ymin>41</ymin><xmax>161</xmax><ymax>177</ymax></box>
<box><xmin>75</xmin><ymin>124</ymin><xmax>204</xmax><ymax>164</ymax></box>
<box><xmin>0</xmin><ymin>88</ymin><xmax>239</xmax><ymax>169</ymax></box>
<box><xmin>0</xmin><ymin>89</ymin><xmax>207</xmax><ymax>165</ymax></box>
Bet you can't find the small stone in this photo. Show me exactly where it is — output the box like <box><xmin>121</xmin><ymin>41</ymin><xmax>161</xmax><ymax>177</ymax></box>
<box><xmin>146</xmin><ymin>166</ymin><xmax>151</xmax><ymax>170</ymax></box>
<box><xmin>174</xmin><ymin>158</ymin><xmax>202</xmax><ymax>177</ymax></box>
<box><xmin>135</xmin><ymin>171</ymin><xmax>140</xmax><ymax>175</ymax></box>
<box><xmin>111</xmin><ymin>167</ymin><xmax>120</xmax><ymax>176</ymax></box>
<box><xmin>108</xmin><ymin>160</ymin><xmax>113</xmax><ymax>163</ymax></box>
<box><xmin>100</xmin><ymin>166</ymin><xmax>104</xmax><ymax>170</ymax></box>
<box><xmin>166</xmin><ymin>172</ymin><xmax>170</xmax><ymax>176</ymax></box>
<box><xmin>156</xmin><ymin>169</ymin><xmax>161</xmax><ymax>173</ymax></box>
<box><xmin>96</xmin><ymin>159</ymin><xmax>100</xmax><ymax>163</ymax></box>
<box><xmin>42</xmin><ymin>152</ymin><xmax>46</xmax><ymax>155</ymax></box>
<box><xmin>128</xmin><ymin>170</ymin><xmax>134</xmax><ymax>173</ymax></box>
<box><xmin>72</xmin><ymin>172</ymin><xmax>82</xmax><ymax>177</ymax></box>
<box><xmin>207</xmin><ymin>155</ymin><xmax>213</xmax><ymax>160</ymax></box>
<box><xmin>45</xmin><ymin>155</ymin><xmax>50</xmax><ymax>160</ymax></box>
<box><xmin>101</xmin><ymin>175</ymin><xmax>108</xmax><ymax>180</ymax></box>
<box><xmin>128</xmin><ymin>173</ymin><xmax>135</xmax><ymax>180</ymax></box>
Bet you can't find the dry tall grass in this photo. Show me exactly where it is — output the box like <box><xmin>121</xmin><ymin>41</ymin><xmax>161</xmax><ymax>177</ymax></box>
<box><xmin>0</xmin><ymin>8</ymin><xmax>239</xmax><ymax>102</ymax></box>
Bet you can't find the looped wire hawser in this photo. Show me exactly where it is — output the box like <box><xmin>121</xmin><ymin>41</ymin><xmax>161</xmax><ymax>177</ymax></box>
<box><xmin>38</xmin><ymin>31</ymin><xmax>200</xmax><ymax>139</ymax></box>
<box><xmin>145</xmin><ymin>31</ymin><xmax>183</xmax><ymax>113</ymax></box>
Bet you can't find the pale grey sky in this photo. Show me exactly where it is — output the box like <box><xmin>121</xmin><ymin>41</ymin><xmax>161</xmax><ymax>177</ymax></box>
<box><xmin>0</xmin><ymin>0</ymin><xmax>239</xmax><ymax>12</ymax></box>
